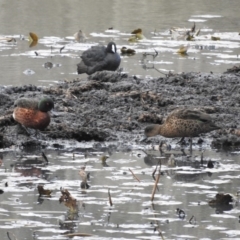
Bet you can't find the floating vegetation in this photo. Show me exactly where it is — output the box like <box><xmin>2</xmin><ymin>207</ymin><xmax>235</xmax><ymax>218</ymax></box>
<box><xmin>37</xmin><ymin>185</ymin><xmax>52</xmax><ymax>196</ymax></box>
<box><xmin>100</xmin><ymin>155</ymin><xmax>109</xmax><ymax>166</ymax></box>
<box><xmin>211</xmin><ymin>36</ymin><xmax>221</xmax><ymax>41</ymax></box>
<box><xmin>59</xmin><ymin>188</ymin><xmax>78</xmax><ymax>213</ymax></box>
<box><xmin>129</xmin><ymin>28</ymin><xmax>146</xmax><ymax>42</ymax></box>
<box><xmin>43</xmin><ymin>61</ymin><xmax>53</xmax><ymax>69</ymax></box>
<box><xmin>0</xmin><ymin>148</ymin><xmax>240</xmax><ymax>239</ymax></box>
<box><xmin>131</xmin><ymin>28</ymin><xmax>142</xmax><ymax>34</ymax></box>
<box><xmin>23</xmin><ymin>68</ymin><xmax>35</xmax><ymax>75</ymax></box>
<box><xmin>177</xmin><ymin>44</ymin><xmax>190</xmax><ymax>54</ymax></box>
<box><xmin>29</xmin><ymin>32</ymin><xmax>38</xmax><ymax>47</ymax></box>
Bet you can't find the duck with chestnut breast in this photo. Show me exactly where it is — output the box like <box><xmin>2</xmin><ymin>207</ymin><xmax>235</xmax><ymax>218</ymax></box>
<box><xmin>13</xmin><ymin>97</ymin><xmax>54</xmax><ymax>131</ymax></box>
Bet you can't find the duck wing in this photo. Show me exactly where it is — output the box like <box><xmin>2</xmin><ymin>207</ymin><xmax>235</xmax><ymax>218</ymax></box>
<box><xmin>78</xmin><ymin>46</ymin><xmax>112</xmax><ymax>74</ymax></box>
<box><xmin>14</xmin><ymin>98</ymin><xmax>38</xmax><ymax>110</ymax></box>
<box><xmin>81</xmin><ymin>46</ymin><xmax>107</xmax><ymax>67</ymax></box>
<box><xmin>169</xmin><ymin>109</ymin><xmax>212</xmax><ymax>122</ymax></box>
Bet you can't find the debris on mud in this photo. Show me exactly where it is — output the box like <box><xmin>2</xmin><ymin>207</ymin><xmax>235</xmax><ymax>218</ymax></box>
<box><xmin>0</xmin><ymin>70</ymin><xmax>240</xmax><ymax>150</ymax></box>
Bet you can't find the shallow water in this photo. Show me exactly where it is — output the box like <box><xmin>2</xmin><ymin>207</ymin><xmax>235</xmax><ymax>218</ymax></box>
<box><xmin>0</xmin><ymin>0</ymin><xmax>240</xmax><ymax>86</ymax></box>
<box><xmin>0</xmin><ymin>143</ymin><xmax>240</xmax><ymax>239</ymax></box>
<box><xmin>1</xmin><ymin>1</ymin><xmax>240</xmax><ymax>239</ymax></box>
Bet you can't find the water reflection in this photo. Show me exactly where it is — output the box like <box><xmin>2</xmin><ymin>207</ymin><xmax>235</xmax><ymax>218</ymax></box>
<box><xmin>143</xmin><ymin>150</ymin><xmax>216</xmax><ymax>182</ymax></box>
<box><xmin>13</xmin><ymin>155</ymin><xmax>48</xmax><ymax>172</ymax></box>
<box><xmin>0</xmin><ymin>146</ymin><xmax>239</xmax><ymax>239</ymax></box>
<box><xmin>1</xmin><ymin>1</ymin><xmax>240</xmax><ymax>238</ymax></box>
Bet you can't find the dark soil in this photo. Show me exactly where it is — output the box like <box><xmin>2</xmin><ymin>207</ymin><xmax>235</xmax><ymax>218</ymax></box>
<box><xmin>1</xmin><ymin>68</ymin><xmax>240</xmax><ymax>150</ymax></box>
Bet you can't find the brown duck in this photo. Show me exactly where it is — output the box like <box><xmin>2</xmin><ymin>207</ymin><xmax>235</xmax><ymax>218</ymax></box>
<box><xmin>144</xmin><ymin>108</ymin><xmax>220</xmax><ymax>150</ymax></box>
<box><xmin>13</xmin><ymin>97</ymin><xmax>54</xmax><ymax>131</ymax></box>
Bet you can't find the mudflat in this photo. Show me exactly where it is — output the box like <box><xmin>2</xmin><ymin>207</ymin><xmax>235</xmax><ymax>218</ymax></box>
<box><xmin>0</xmin><ymin>68</ymin><xmax>240</xmax><ymax>150</ymax></box>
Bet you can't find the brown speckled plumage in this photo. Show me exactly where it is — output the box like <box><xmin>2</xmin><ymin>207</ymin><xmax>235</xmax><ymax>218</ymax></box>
<box><xmin>145</xmin><ymin>108</ymin><xmax>220</xmax><ymax>139</ymax></box>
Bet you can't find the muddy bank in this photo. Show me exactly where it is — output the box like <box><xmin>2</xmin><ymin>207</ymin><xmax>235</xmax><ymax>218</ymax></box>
<box><xmin>1</xmin><ymin>69</ymin><xmax>240</xmax><ymax>150</ymax></box>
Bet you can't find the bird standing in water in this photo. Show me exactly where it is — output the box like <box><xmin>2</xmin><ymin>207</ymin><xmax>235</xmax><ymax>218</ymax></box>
<box><xmin>77</xmin><ymin>41</ymin><xmax>121</xmax><ymax>75</ymax></box>
<box><xmin>143</xmin><ymin>108</ymin><xmax>220</xmax><ymax>152</ymax></box>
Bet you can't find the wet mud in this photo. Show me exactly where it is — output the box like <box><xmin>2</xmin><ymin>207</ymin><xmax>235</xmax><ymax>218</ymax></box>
<box><xmin>1</xmin><ymin>68</ymin><xmax>240</xmax><ymax>150</ymax></box>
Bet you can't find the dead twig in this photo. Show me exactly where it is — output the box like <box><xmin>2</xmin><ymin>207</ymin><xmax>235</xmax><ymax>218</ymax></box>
<box><xmin>154</xmin><ymin>227</ymin><xmax>165</xmax><ymax>239</ymax></box>
<box><xmin>42</xmin><ymin>151</ymin><xmax>49</xmax><ymax>163</ymax></box>
<box><xmin>63</xmin><ymin>233</ymin><xmax>93</xmax><ymax>237</ymax></box>
<box><xmin>152</xmin><ymin>159</ymin><xmax>161</xmax><ymax>192</ymax></box>
<box><xmin>129</xmin><ymin>168</ymin><xmax>141</xmax><ymax>182</ymax></box>
<box><xmin>141</xmin><ymin>60</ymin><xmax>168</xmax><ymax>76</ymax></box>
<box><xmin>200</xmin><ymin>152</ymin><xmax>204</xmax><ymax>165</ymax></box>
<box><xmin>151</xmin><ymin>161</ymin><xmax>161</xmax><ymax>201</ymax></box>
<box><xmin>189</xmin><ymin>215</ymin><xmax>196</xmax><ymax>224</ymax></box>
<box><xmin>151</xmin><ymin>171</ymin><xmax>161</xmax><ymax>201</ymax></box>
<box><xmin>60</xmin><ymin>46</ymin><xmax>65</xmax><ymax>53</ymax></box>
<box><xmin>108</xmin><ymin>188</ymin><xmax>113</xmax><ymax>206</ymax></box>
<box><xmin>143</xmin><ymin>49</ymin><xmax>158</xmax><ymax>58</ymax></box>
<box><xmin>152</xmin><ymin>159</ymin><xmax>161</xmax><ymax>180</ymax></box>
<box><xmin>151</xmin><ymin>203</ymin><xmax>165</xmax><ymax>239</ymax></box>
<box><xmin>153</xmin><ymin>66</ymin><xmax>168</xmax><ymax>76</ymax></box>
<box><xmin>7</xmin><ymin>232</ymin><xmax>18</xmax><ymax>240</ymax></box>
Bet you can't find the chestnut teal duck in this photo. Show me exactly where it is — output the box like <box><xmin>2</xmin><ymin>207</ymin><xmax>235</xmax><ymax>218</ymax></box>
<box><xmin>13</xmin><ymin>97</ymin><xmax>54</xmax><ymax>131</ymax></box>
